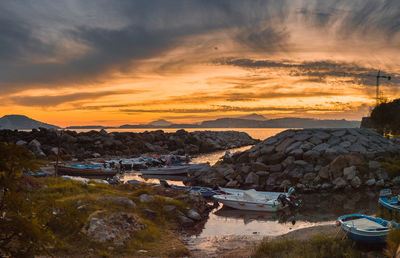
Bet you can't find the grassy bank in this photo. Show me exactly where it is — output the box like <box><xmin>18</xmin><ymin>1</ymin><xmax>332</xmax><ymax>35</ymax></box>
<box><xmin>3</xmin><ymin>175</ymin><xmax>199</xmax><ymax>257</ymax></box>
<box><xmin>252</xmin><ymin>233</ymin><xmax>361</xmax><ymax>258</ymax></box>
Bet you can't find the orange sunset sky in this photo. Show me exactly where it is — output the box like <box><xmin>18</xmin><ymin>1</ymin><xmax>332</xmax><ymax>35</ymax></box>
<box><xmin>1</xmin><ymin>0</ymin><xmax>400</xmax><ymax>127</ymax></box>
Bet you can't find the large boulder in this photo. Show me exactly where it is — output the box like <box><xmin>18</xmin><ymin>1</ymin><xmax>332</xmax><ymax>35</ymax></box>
<box><xmin>86</xmin><ymin>212</ymin><xmax>146</xmax><ymax>246</ymax></box>
<box><xmin>351</xmin><ymin>176</ymin><xmax>361</xmax><ymax>189</ymax></box>
<box><xmin>343</xmin><ymin>166</ymin><xmax>356</xmax><ymax>181</ymax></box>
<box><xmin>245</xmin><ymin>172</ymin><xmax>259</xmax><ymax>185</ymax></box>
<box><xmin>333</xmin><ymin>177</ymin><xmax>347</xmax><ymax>189</ymax></box>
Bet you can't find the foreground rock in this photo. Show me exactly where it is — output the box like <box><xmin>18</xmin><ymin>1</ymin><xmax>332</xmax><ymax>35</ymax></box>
<box><xmin>187</xmin><ymin>128</ymin><xmax>400</xmax><ymax>192</ymax></box>
<box><xmin>0</xmin><ymin>128</ymin><xmax>258</xmax><ymax>160</ymax></box>
<box><xmin>86</xmin><ymin>212</ymin><xmax>146</xmax><ymax>246</ymax></box>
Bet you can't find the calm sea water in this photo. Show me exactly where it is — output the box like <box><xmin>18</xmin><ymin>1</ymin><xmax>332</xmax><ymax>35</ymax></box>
<box><xmin>74</xmin><ymin>128</ymin><xmax>288</xmax><ymax>140</ymax></box>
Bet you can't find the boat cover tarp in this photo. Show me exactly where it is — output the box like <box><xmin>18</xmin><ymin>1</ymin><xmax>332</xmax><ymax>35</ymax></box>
<box><xmin>242</xmin><ymin>189</ymin><xmax>269</xmax><ymax>201</ymax></box>
<box><xmin>345</xmin><ymin>218</ymin><xmax>387</xmax><ymax>230</ymax></box>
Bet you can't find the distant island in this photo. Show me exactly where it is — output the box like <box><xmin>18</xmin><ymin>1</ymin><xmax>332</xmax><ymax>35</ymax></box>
<box><xmin>0</xmin><ymin>114</ymin><xmax>360</xmax><ymax>130</ymax></box>
<box><xmin>0</xmin><ymin>115</ymin><xmax>60</xmax><ymax>130</ymax></box>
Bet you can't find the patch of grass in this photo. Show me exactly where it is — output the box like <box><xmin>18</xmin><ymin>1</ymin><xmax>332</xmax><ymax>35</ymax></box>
<box><xmin>252</xmin><ymin>234</ymin><xmax>360</xmax><ymax>258</ymax></box>
<box><xmin>381</xmin><ymin>158</ymin><xmax>400</xmax><ymax>177</ymax></box>
<box><xmin>20</xmin><ymin>176</ymin><xmax>195</xmax><ymax>256</ymax></box>
<box><xmin>166</xmin><ymin>246</ymin><xmax>191</xmax><ymax>257</ymax></box>
<box><xmin>385</xmin><ymin>229</ymin><xmax>400</xmax><ymax>257</ymax></box>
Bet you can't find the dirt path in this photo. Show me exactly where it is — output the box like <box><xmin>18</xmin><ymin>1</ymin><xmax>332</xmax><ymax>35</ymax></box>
<box><xmin>184</xmin><ymin>224</ymin><xmax>338</xmax><ymax>257</ymax></box>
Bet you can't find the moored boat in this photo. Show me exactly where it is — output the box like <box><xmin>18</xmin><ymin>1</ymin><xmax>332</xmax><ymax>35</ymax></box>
<box><xmin>159</xmin><ymin>180</ymin><xmax>219</xmax><ymax>197</ymax></box>
<box><xmin>213</xmin><ymin>189</ymin><xmax>289</xmax><ymax>212</ymax></box>
<box><xmin>56</xmin><ymin>164</ymin><xmax>118</xmax><ymax>179</ymax></box>
<box><xmin>219</xmin><ymin>186</ymin><xmax>288</xmax><ymax>199</ymax></box>
<box><xmin>140</xmin><ymin>163</ymin><xmax>209</xmax><ymax>175</ymax></box>
<box><xmin>378</xmin><ymin>189</ymin><xmax>400</xmax><ymax>211</ymax></box>
<box><xmin>337</xmin><ymin>213</ymin><xmax>398</xmax><ymax>243</ymax></box>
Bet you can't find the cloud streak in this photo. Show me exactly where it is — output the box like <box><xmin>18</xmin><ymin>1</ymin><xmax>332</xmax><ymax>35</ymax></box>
<box><xmin>10</xmin><ymin>89</ymin><xmax>143</xmax><ymax>107</ymax></box>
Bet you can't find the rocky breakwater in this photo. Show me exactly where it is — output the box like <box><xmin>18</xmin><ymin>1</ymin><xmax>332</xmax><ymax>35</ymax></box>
<box><xmin>187</xmin><ymin>128</ymin><xmax>400</xmax><ymax>192</ymax></box>
<box><xmin>0</xmin><ymin>128</ymin><xmax>257</xmax><ymax>160</ymax></box>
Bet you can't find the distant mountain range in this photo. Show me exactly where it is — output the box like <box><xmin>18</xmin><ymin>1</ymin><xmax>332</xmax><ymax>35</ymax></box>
<box><xmin>0</xmin><ymin>115</ymin><xmax>60</xmax><ymax>130</ymax></box>
<box><xmin>108</xmin><ymin>116</ymin><xmax>360</xmax><ymax>129</ymax></box>
<box><xmin>1</xmin><ymin>114</ymin><xmax>360</xmax><ymax>130</ymax></box>
<box><xmin>238</xmin><ymin>113</ymin><xmax>267</xmax><ymax>121</ymax></box>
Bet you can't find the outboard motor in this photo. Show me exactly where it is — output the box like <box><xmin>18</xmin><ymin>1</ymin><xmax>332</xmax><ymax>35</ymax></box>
<box><xmin>277</xmin><ymin>194</ymin><xmax>289</xmax><ymax>207</ymax></box>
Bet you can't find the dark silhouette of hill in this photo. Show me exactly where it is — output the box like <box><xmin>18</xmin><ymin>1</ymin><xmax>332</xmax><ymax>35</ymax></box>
<box><xmin>0</xmin><ymin>115</ymin><xmax>60</xmax><ymax>130</ymax></box>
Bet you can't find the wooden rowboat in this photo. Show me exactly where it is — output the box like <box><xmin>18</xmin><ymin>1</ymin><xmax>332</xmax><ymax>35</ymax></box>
<box><xmin>56</xmin><ymin>165</ymin><xmax>118</xmax><ymax>179</ymax></box>
<box><xmin>337</xmin><ymin>213</ymin><xmax>398</xmax><ymax>243</ymax></box>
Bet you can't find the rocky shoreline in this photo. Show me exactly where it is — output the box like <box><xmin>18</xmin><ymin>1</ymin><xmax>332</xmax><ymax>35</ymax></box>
<box><xmin>186</xmin><ymin>128</ymin><xmax>400</xmax><ymax>192</ymax></box>
<box><xmin>0</xmin><ymin>128</ymin><xmax>258</xmax><ymax>160</ymax></box>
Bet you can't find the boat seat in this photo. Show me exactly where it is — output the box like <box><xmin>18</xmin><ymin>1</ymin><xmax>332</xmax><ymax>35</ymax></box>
<box><xmin>345</xmin><ymin>218</ymin><xmax>386</xmax><ymax>230</ymax></box>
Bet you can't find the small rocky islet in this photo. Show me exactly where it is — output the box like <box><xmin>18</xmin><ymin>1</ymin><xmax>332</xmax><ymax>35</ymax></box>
<box><xmin>187</xmin><ymin>128</ymin><xmax>400</xmax><ymax>193</ymax></box>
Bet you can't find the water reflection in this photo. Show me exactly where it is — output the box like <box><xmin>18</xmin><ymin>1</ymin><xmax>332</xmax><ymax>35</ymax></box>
<box><xmin>196</xmin><ymin>191</ymin><xmax>381</xmax><ymax>238</ymax></box>
<box><xmin>121</xmin><ymin>172</ymin><xmax>185</xmax><ymax>186</ymax></box>
<box><xmin>191</xmin><ymin>145</ymin><xmax>252</xmax><ymax>166</ymax></box>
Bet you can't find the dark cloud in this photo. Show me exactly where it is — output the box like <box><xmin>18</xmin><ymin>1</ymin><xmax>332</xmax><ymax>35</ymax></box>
<box><xmin>10</xmin><ymin>90</ymin><xmax>143</xmax><ymax>107</ymax></box>
<box><xmin>0</xmin><ymin>0</ymin><xmax>400</xmax><ymax>93</ymax></box>
<box><xmin>216</xmin><ymin>58</ymin><xmax>400</xmax><ymax>87</ymax></box>
<box><xmin>120</xmin><ymin>105</ymin><xmax>339</xmax><ymax>114</ymax></box>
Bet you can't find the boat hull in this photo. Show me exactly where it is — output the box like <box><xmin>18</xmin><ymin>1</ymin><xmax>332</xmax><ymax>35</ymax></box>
<box><xmin>213</xmin><ymin>195</ymin><xmax>283</xmax><ymax>212</ymax></box>
<box><xmin>140</xmin><ymin>163</ymin><xmax>209</xmax><ymax>175</ymax></box>
<box><xmin>338</xmin><ymin>214</ymin><xmax>392</xmax><ymax>244</ymax></box>
<box><xmin>56</xmin><ymin>165</ymin><xmax>117</xmax><ymax>179</ymax></box>
<box><xmin>379</xmin><ymin>197</ymin><xmax>400</xmax><ymax>211</ymax></box>
<box><xmin>140</xmin><ymin>166</ymin><xmax>189</xmax><ymax>175</ymax></box>
<box><xmin>342</xmin><ymin>228</ymin><xmax>387</xmax><ymax>243</ymax></box>
<box><xmin>219</xmin><ymin>187</ymin><xmax>285</xmax><ymax>199</ymax></box>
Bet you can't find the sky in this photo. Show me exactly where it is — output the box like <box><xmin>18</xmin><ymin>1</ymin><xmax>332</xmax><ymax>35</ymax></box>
<box><xmin>1</xmin><ymin>0</ymin><xmax>400</xmax><ymax>127</ymax></box>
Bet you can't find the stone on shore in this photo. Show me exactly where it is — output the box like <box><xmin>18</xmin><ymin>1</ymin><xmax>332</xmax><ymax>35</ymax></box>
<box><xmin>187</xmin><ymin>128</ymin><xmax>400</xmax><ymax>193</ymax></box>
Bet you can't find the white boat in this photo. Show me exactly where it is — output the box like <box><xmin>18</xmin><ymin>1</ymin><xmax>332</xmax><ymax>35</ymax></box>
<box><xmin>213</xmin><ymin>189</ymin><xmax>286</xmax><ymax>212</ymax></box>
<box><xmin>140</xmin><ymin>165</ymin><xmax>190</xmax><ymax>175</ymax></box>
<box><xmin>219</xmin><ymin>187</ymin><xmax>289</xmax><ymax>199</ymax></box>
<box><xmin>140</xmin><ymin>163</ymin><xmax>209</xmax><ymax>175</ymax></box>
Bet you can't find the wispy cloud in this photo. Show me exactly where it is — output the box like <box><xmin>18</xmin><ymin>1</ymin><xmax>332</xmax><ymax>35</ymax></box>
<box><xmin>10</xmin><ymin>89</ymin><xmax>143</xmax><ymax>107</ymax></box>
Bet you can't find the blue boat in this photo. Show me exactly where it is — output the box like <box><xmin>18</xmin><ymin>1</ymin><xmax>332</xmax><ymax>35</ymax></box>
<box><xmin>159</xmin><ymin>180</ymin><xmax>219</xmax><ymax>197</ymax></box>
<box><xmin>379</xmin><ymin>189</ymin><xmax>400</xmax><ymax>211</ymax></box>
<box><xmin>337</xmin><ymin>214</ymin><xmax>398</xmax><ymax>243</ymax></box>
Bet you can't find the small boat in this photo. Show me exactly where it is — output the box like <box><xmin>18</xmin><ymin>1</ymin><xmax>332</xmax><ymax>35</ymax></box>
<box><xmin>159</xmin><ymin>180</ymin><xmax>219</xmax><ymax>197</ymax></box>
<box><xmin>56</xmin><ymin>164</ymin><xmax>118</xmax><ymax>179</ymax></box>
<box><xmin>213</xmin><ymin>189</ymin><xmax>288</xmax><ymax>212</ymax></box>
<box><xmin>337</xmin><ymin>214</ymin><xmax>398</xmax><ymax>243</ymax></box>
<box><xmin>140</xmin><ymin>163</ymin><xmax>209</xmax><ymax>175</ymax></box>
<box><xmin>378</xmin><ymin>189</ymin><xmax>400</xmax><ymax>211</ymax></box>
<box><xmin>219</xmin><ymin>187</ymin><xmax>287</xmax><ymax>199</ymax></box>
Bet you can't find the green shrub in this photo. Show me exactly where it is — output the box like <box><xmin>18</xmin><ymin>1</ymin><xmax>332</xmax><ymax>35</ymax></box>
<box><xmin>381</xmin><ymin>158</ymin><xmax>400</xmax><ymax>177</ymax></box>
<box><xmin>252</xmin><ymin>234</ymin><xmax>360</xmax><ymax>258</ymax></box>
<box><xmin>385</xmin><ymin>229</ymin><xmax>400</xmax><ymax>257</ymax></box>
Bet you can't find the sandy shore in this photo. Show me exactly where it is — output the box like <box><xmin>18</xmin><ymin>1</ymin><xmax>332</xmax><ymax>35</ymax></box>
<box><xmin>185</xmin><ymin>223</ymin><xmax>337</xmax><ymax>258</ymax></box>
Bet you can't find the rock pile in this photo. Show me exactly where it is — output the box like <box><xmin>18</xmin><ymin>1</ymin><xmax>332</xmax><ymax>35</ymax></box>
<box><xmin>187</xmin><ymin>128</ymin><xmax>400</xmax><ymax>192</ymax></box>
<box><xmin>0</xmin><ymin>128</ymin><xmax>257</xmax><ymax>160</ymax></box>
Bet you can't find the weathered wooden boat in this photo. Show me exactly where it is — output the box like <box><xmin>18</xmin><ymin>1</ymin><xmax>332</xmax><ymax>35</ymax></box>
<box><xmin>140</xmin><ymin>163</ymin><xmax>209</xmax><ymax>175</ymax></box>
<box><xmin>213</xmin><ymin>189</ymin><xmax>287</xmax><ymax>212</ymax></box>
<box><xmin>56</xmin><ymin>164</ymin><xmax>118</xmax><ymax>179</ymax></box>
<box><xmin>337</xmin><ymin>213</ymin><xmax>398</xmax><ymax>243</ymax></box>
<box><xmin>379</xmin><ymin>189</ymin><xmax>400</xmax><ymax>211</ymax></box>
